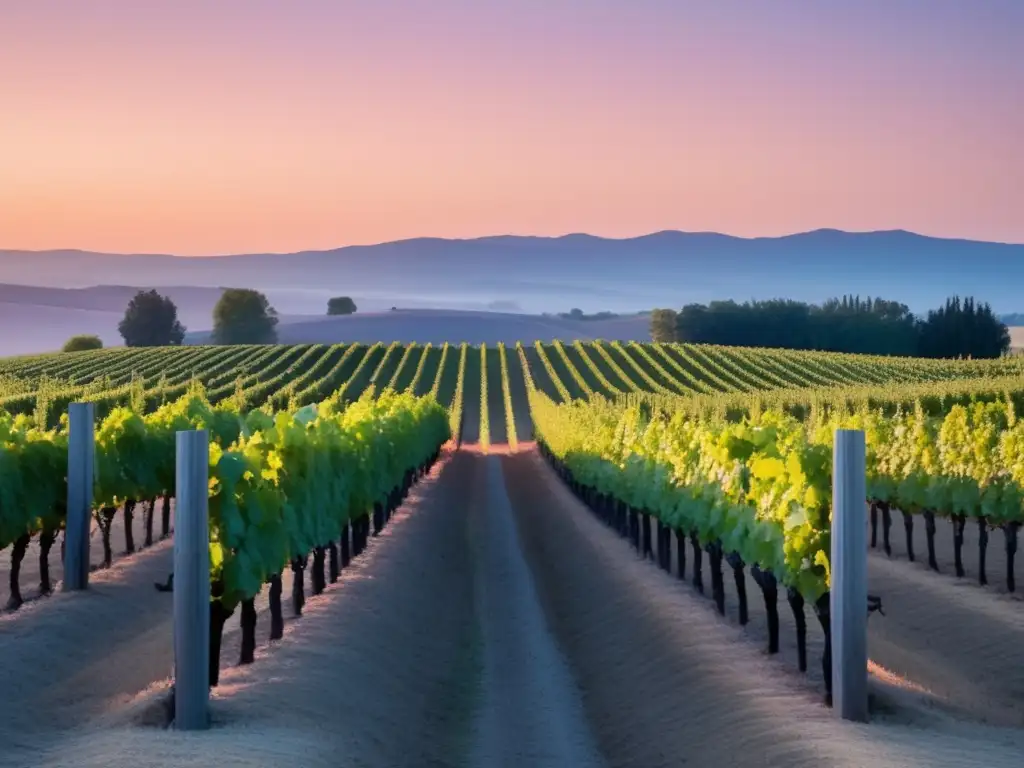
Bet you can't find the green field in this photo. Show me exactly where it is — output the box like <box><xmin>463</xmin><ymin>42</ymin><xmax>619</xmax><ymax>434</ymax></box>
<box><xmin>3</xmin><ymin>340</ymin><xmax>1023</xmax><ymax>439</ymax></box>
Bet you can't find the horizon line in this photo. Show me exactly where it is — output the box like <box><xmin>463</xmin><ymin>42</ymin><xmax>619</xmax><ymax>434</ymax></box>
<box><xmin>2</xmin><ymin>226</ymin><xmax>1022</xmax><ymax>258</ymax></box>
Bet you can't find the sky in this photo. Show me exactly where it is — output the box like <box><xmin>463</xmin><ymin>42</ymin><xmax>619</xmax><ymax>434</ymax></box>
<box><xmin>1</xmin><ymin>0</ymin><xmax>1022</xmax><ymax>255</ymax></box>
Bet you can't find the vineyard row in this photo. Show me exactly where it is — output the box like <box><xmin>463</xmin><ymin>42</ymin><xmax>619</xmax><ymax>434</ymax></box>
<box><xmin>5</xmin><ymin>341</ymin><xmax>1023</xmax><ymax>440</ymax></box>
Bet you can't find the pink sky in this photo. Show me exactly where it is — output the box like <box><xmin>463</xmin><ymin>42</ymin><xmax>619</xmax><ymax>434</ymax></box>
<box><xmin>1</xmin><ymin>1</ymin><xmax>1021</xmax><ymax>255</ymax></box>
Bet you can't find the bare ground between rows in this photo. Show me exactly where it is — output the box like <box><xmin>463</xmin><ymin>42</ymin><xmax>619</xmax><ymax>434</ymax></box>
<box><xmin>461</xmin><ymin>374</ymin><xmax>482</xmax><ymax>447</ymax></box>
<box><xmin>484</xmin><ymin>350</ymin><xmax>508</xmax><ymax>447</ymax></box>
<box><xmin>539</xmin><ymin>455</ymin><xmax>1024</xmax><ymax>728</ymax></box>
<box><xmin>502</xmin><ymin>346</ymin><xmax>534</xmax><ymax>442</ymax></box>
<box><xmin>502</xmin><ymin>448</ymin><xmax>1024</xmax><ymax>768</ymax></box>
<box><xmin>0</xmin><ymin>471</ymin><xmax>444</xmax><ymax>762</ymax></box>
<box><xmin>629</xmin><ymin>499</ymin><xmax>1024</xmax><ymax>728</ymax></box>
<box><xmin>0</xmin><ymin>539</ymin><xmax>179</xmax><ymax>756</ymax></box>
<box><xmin>467</xmin><ymin>450</ymin><xmax>603</xmax><ymax>766</ymax></box>
<box><xmin>872</xmin><ymin>509</ymin><xmax>1024</xmax><ymax>601</ymax></box>
<box><xmin>0</xmin><ymin>528</ymin><xmax>328</xmax><ymax>758</ymax></box>
<box><xmin>860</xmin><ymin>508</ymin><xmax>1024</xmax><ymax>726</ymax></box>
<box><xmin>19</xmin><ymin>448</ymin><xmax>479</xmax><ymax>768</ymax></box>
<box><xmin>621</xmin><ymin>507</ymin><xmax>1024</xmax><ymax>729</ymax></box>
<box><xmin>18</xmin><ymin>446</ymin><xmax>604</xmax><ymax>768</ymax></box>
<box><xmin>0</xmin><ymin>502</ymin><xmax>176</xmax><ymax>611</ymax></box>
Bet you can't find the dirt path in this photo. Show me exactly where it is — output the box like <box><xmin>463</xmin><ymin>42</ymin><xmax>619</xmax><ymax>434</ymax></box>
<box><xmin>16</xmin><ymin>448</ymin><xmax>604</xmax><ymax>767</ymax></box>
<box><xmin>467</xmin><ymin>454</ymin><xmax>603</xmax><ymax>766</ymax></box>
<box><xmin>863</xmin><ymin>550</ymin><xmax>1024</xmax><ymax>726</ymax></box>
<box><xmin>861</xmin><ymin>509</ymin><xmax>1024</xmax><ymax>727</ymax></box>
<box><xmin>502</xmin><ymin>447</ymin><xmax>1024</xmax><ymax>768</ymax></box>
<box><xmin>7</xmin><ymin>449</ymin><xmax>475</xmax><ymax>768</ymax></box>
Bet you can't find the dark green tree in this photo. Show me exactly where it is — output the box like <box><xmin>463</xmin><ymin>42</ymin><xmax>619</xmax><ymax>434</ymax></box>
<box><xmin>649</xmin><ymin>308</ymin><xmax>678</xmax><ymax>342</ymax></box>
<box><xmin>669</xmin><ymin>293</ymin><xmax>1008</xmax><ymax>358</ymax></box>
<box><xmin>118</xmin><ymin>290</ymin><xmax>186</xmax><ymax>347</ymax></box>
<box><xmin>812</xmin><ymin>295</ymin><xmax>918</xmax><ymax>355</ymax></box>
<box><xmin>917</xmin><ymin>296</ymin><xmax>1009</xmax><ymax>359</ymax></box>
<box><xmin>673</xmin><ymin>296</ymin><xmax>918</xmax><ymax>354</ymax></box>
<box><xmin>62</xmin><ymin>334</ymin><xmax>103</xmax><ymax>352</ymax></box>
<box><xmin>212</xmin><ymin>288</ymin><xmax>278</xmax><ymax>344</ymax></box>
<box><xmin>327</xmin><ymin>296</ymin><xmax>358</xmax><ymax>315</ymax></box>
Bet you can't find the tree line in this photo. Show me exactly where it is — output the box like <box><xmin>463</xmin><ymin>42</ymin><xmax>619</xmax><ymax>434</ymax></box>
<box><xmin>62</xmin><ymin>291</ymin><xmax>357</xmax><ymax>352</ymax></box>
<box><xmin>649</xmin><ymin>295</ymin><xmax>1011</xmax><ymax>359</ymax></box>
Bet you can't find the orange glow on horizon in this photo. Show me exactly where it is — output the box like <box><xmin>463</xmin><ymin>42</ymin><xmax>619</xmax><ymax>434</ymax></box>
<box><xmin>1</xmin><ymin>2</ymin><xmax>1021</xmax><ymax>255</ymax></box>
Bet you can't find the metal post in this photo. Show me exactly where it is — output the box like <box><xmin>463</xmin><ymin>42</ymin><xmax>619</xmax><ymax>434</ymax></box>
<box><xmin>63</xmin><ymin>402</ymin><xmax>95</xmax><ymax>591</ymax></box>
<box><xmin>831</xmin><ymin>429</ymin><xmax>868</xmax><ymax>722</ymax></box>
<box><xmin>174</xmin><ymin>429</ymin><xmax>210</xmax><ymax>730</ymax></box>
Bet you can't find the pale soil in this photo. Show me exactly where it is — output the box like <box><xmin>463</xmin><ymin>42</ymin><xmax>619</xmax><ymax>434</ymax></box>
<box><xmin>504</xmin><ymin>447</ymin><xmax>1024</xmax><ymax>767</ymax></box>
<box><xmin>14</xmin><ymin>448</ymin><xmax>478</xmax><ymax>767</ymax></box>
<box><xmin>0</xmin><ymin>538</ymin><xmax>178</xmax><ymax>754</ymax></box>
<box><xmin>611</xmin><ymin>481</ymin><xmax>1024</xmax><ymax>728</ymax></box>
<box><xmin>1</xmin><ymin>502</ymin><xmax>175</xmax><ymax>611</ymax></box>
<box><xmin>873</xmin><ymin>507</ymin><xmax>1024</xmax><ymax>599</ymax></box>
<box><xmin>468</xmin><ymin>455</ymin><xmax>603</xmax><ymax>766</ymax></box>
<box><xmin>3</xmin><ymin>444</ymin><xmax>1023</xmax><ymax>768</ymax></box>
<box><xmin>0</xmin><ymin>528</ymin><xmax>311</xmax><ymax>754</ymax></box>
<box><xmin>864</xmin><ymin>518</ymin><xmax>1024</xmax><ymax>726</ymax></box>
<box><xmin>0</xmin><ymin>496</ymin><xmax>397</xmax><ymax>758</ymax></box>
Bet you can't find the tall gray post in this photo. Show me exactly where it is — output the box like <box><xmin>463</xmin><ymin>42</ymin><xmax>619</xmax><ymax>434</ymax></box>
<box><xmin>174</xmin><ymin>429</ymin><xmax>211</xmax><ymax>731</ymax></box>
<box><xmin>63</xmin><ymin>402</ymin><xmax>95</xmax><ymax>591</ymax></box>
<box><xmin>831</xmin><ymin>429</ymin><xmax>868</xmax><ymax>722</ymax></box>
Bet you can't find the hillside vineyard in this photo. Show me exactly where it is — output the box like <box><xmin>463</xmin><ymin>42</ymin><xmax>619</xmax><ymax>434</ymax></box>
<box><xmin>4</xmin><ymin>340</ymin><xmax>1024</xmax><ymax>432</ymax></box>
<box><xmin>3</xmin><ymin>339</ymin><xmax>1024</xmax><ymax>766</ymax></box>
<box><xmin>5</xmin><ymin>339</ymin><xmax>1024</xmax><ymax>601</ymax></box>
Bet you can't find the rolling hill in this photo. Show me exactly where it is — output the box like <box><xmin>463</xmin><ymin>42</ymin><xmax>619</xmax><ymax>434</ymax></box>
<box><xmin>182</xmin><ymin>309</ymin><xmax>650</xmax><ymax>346</ymax></box>
<box><xmin>3</xmin><ymin>229</ymin><xmax>1022</xmax><ymax>317</ymax></box>
<box><xmin>2</xmin><ymin>228</ymin><xmax>1021</xmax><ymax>356</ymax></box>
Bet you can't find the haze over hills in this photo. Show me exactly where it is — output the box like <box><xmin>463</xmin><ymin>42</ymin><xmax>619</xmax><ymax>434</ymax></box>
<box><xmin>2</xmin><ymin>228</ymin><xmax>1023</xmax><ymax>356</ymax></box>
<box><xmin>0</xmin><ymin>284</ymin><xmax>326</xmax><ymax>356</ymax></box>
<box><xmin>0</xmin><ymin>284</ymin><xmax>651</xmax><ymax>356</ymax></box>
<box><xmin>2</xmin><ymin>228</ymin><xmax>1023</xmax><ymax>317</ymax></box>
<box><xmin>180</xmin><ymin>309</ymin><xmax>650</xmax><ymax>346</ymax></box>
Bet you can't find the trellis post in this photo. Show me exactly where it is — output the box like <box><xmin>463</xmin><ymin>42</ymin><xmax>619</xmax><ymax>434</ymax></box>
<box><xmin>831</xmin><ymin>429</ymin><xmax>868</xmax><ymax>722</ymax></box>
<box><xmin>63</xmin><ymin>402</ymin><xmax>95</xmax><ymax>591</ymax></box>
<box><xmin>173</xmin><ymin>429</ymin><xmax>211</xmax><ymax>730</ymax></box>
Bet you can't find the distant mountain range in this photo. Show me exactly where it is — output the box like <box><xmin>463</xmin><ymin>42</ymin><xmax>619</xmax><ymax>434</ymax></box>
<box><xmin>1</xmin><ymin>229</ymin><xmax>1022</xmax><ymax>315</ymax></box>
